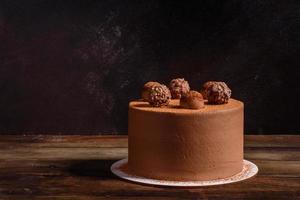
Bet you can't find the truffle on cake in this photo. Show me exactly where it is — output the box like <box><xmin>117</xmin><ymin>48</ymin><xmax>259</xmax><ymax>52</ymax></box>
<box><xmin>141</xmin><ymin>81</ymin><xmax>161</xmax><ymax>101</ymax></box>
<box><xmin>201</xmin><ymin>81</ymin><xmax>215</xmax><ymax>99</ymax></box>
<box><xmin>169</xmin><ymin>78</ymin><xmax>190</xmax><ymax>99</ymax></box>
<box><xmin>204</xmin><ymin>81</ymin><xmax>232</xmax><ymax>104</ymax></box>
<box><xmin>148</xmin><ymin>84</ymin><xmax>171</xmax><ymax>107</ymax></box>
<box><xmin>180</xmin><ymin>90</ymin><xmax>205</xmax><ymax>109</ymax></box>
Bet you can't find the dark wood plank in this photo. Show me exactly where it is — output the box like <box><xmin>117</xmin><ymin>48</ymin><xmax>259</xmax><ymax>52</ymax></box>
<box><xmin>245</xmin><ymin>135</ymin><xmax>300</xmax><ymax>148</ymax></box>
<box><xmin>0</xmin><ymin>135</ymin><xmax>299</xmax><ymax>200</ymax></box>
<box><xmin>0</xmin><ymin>135</ymin><xmax>128</xmax><ymax>148</ymax></box>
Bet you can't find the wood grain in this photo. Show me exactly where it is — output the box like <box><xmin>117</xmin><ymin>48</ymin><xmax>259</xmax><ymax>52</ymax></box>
<box><xmin>0</xmin><ymin>135</ymin><xmax>299</xmax><ymax>199</ymax></box>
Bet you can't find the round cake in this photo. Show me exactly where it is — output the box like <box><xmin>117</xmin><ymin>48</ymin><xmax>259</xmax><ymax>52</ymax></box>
<box><xmin>128</xmin><ymin>98</ymin><xmax>244</xmax><ymax>181</ymax></box>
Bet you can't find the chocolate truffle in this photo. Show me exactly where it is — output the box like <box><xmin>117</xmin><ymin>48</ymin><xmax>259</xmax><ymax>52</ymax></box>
<box><xmin>141</xmin><ymin>81</ymin><xmax>161</xmax><ymax>101</ymax></box>
<box><xmin>180</xmin><ymin>90</ymin><xmax>205</xmax><ymax>109</ymax></box>
<box><xmin>148</xmin><ymin>84</ymin><xmax>171</xmax><ymax>107</ymax></box>
<box><xmin>205</xmin><ymin>82</ymin><xmax>231</xmax><ymax>104</ymax></box>
<box><xmin>201</xmin><ymin>81</ymin><xmax>215</xmax><ymax>99</ymax></box>
<box><xmin>169</xmin><ymin>78</ymin><xmax>190</xmax><ymax>99</ymax></box>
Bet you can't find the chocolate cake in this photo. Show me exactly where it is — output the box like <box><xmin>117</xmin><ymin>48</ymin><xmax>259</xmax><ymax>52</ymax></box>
<box><xmin>127</xmin><ymin>80</ymin><xmax>244</xmax><ymax>181</ymax></box>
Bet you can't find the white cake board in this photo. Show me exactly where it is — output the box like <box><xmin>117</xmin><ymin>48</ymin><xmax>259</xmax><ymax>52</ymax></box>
<box><xmin>111</xmin><ymin>158</ymin><xmax>258</xmax><ymax>187</ymax></box>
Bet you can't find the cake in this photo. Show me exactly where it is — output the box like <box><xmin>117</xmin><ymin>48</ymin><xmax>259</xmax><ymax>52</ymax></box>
<box><xmin>127</xmin><ymin>80</ymin><xmax>244</xmax><ymax>181</ymax></box>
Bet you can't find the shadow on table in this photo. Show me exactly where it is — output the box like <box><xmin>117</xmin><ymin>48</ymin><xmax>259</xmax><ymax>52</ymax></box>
<box><xmin>67</xmin><ymin>159</ymin><xmax>118</xmax><ymax>179</ymax></box>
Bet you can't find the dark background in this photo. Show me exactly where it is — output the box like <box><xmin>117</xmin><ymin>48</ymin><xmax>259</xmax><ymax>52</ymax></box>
<box><xmin>0</xmin><ymin>0</ymin><xmax>299</xmax><ymax>135</ymax></box>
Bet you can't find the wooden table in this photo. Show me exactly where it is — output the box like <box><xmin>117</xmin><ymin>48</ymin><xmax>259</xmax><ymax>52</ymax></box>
<box><xmin>0</xmin><ymin>135</ymin><xmax>299</xmax><ymax>199</ymax></box>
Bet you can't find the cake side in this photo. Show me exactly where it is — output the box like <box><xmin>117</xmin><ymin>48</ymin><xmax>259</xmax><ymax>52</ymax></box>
<box><xmin>128</xmin><ymin>99</ymin><xmax>244</xmax><ymax>181</ymax></box>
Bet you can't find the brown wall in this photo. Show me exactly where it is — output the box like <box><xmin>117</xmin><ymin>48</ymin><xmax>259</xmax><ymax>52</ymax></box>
<box><xmin>0</xmin><ymin>0</ymin><xmax>299</xmax><ymax>134</ymax></box>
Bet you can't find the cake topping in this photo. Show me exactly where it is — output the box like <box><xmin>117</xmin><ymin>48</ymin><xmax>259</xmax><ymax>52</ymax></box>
<box><xmin>169</xmin><ymin>78</ymin><xmax>190</xmax><ymax>99</ymax></box>
<box><xmin>203</xmin><ymin>81</ymin><xmax>231</xmax><ymax>104</ymax></box>
<box><xmin>141</xmin><ymin>81</ymin><xmax>161</xmax><ymax>101</ymax></box>
<box><xmin>180</xmin><ymin>90</ymin><xmax>205</xmax><ymax>109</ymax></box>
<box><xmin>148</xmin><ymin>84</ymin><xmax>171</xmax><ymax>107</ymax></box>
<box><xmin>201</xmin><ymin>81</ymin><xmax>215</xmax><ymax>99</ymax></box>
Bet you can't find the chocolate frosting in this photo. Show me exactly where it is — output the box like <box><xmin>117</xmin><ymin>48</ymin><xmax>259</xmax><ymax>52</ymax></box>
<box><xmin>128</xmin><ymin>99</ymin><xmax>244</xmax><ymax>181</ymax></box>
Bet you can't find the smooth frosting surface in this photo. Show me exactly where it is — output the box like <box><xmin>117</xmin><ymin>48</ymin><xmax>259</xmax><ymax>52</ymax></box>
<box><xmin>128</xmin><ymin>99</ymin><xmax>244</xmax><ymax>181</ymax></box>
